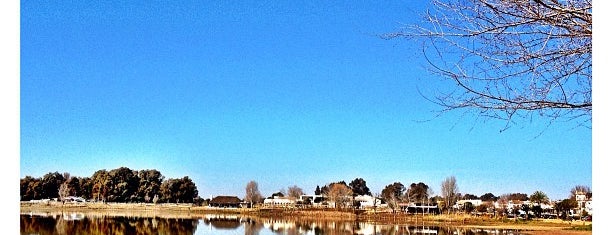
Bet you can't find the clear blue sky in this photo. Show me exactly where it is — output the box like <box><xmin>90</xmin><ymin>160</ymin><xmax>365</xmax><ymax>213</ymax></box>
<box><xmin>20</xmin><ymin>0</ymin><xmax>592</xmax><ymax>201</ymax></box>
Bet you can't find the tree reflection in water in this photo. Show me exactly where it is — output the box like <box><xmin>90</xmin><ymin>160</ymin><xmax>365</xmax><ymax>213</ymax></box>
<box><xmin>21</xmin><ymin>214</ymin><xmax>198</xmax><ymax>235</ymax></box>
<box><xmin>21</xmin><ymin>213</ymin><xmax>526</xmax><ymax>235</ymax></box>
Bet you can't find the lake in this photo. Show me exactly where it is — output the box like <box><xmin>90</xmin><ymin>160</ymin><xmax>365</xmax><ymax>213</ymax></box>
<box><xmin>21</xmin><ymin>212</ymin><xmax>530</xmax><ymax>235</ymax></box>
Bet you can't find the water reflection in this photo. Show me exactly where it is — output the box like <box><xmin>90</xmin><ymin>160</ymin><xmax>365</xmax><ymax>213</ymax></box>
<box><xmin>21</xmin><ymin>213</ymin><xmax>198</xmax><ymax>235</ymax></box>
<box><xmin>21</xmin><ymin>212</ymin><xmax>528</xmax><ymax>235</ymax></box>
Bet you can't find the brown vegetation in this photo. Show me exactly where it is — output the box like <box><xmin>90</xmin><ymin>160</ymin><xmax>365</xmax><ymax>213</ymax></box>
<box><xmin>21</xmin><ymin>202</ymin><xmax>591</xmax><ymax>234</ymax></box>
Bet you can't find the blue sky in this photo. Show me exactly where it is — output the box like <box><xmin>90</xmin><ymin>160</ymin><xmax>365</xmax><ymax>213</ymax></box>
<box><xmin>19</xmin><ymin>0</ymin><xmax>592</xmax><ymax>201</ymax></box>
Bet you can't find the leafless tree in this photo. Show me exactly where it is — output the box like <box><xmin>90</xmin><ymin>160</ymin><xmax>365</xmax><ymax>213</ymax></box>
<box><xmin>326</xmin><ymin>183</ymin><xmax>353</xmax><ymax>209</ymax></box>
<box><xmin>496</xmin><ymin>195</ymin><xmax>509</xmax><ymax>216</ymax></box>
<box><xmin>570</xmin><ymin>185</ymin><xmax>591</xmax><ymax>199</ymax></box>
<box><xmin>440</xmin><ymin>176</ymin><xmax>458</xmax><ymax>213</ymax></box>
<box><xmin>245</xmin><ymin>180</ymin><xmax>263</xmax><ymax>207</ymax></box>
<box><xmin>58</xmin><ymin>182</ymin><xmax>70</xmax><ymax>203</ymax></box>
<box><xmin>244</xmin><ymin>220</ymin><xmax>263</xmax><ymax>235</ymax></box>
<box><xmin>287</xmin><ymin>185</ymin><xmax>304</xmax><ymax>199</ymax></box>
<box><xmin>385</xmin><ymin>0</ymin><xmax>591</xmax><ymax>128</ymax></box>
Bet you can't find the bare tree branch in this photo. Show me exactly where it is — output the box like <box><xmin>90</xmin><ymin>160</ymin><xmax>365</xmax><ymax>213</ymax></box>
<box><xmin>384</xmin><ymin>0</ymin><xmax>591</xmax><ymax>127</ymax></box>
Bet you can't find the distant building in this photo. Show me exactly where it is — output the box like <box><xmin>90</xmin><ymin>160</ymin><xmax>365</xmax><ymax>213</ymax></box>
<box><xmin>399</xmin><ymin>202</ymin><xmax>439</xmax><ymax>214</ymax></box>
<box><xmin>209</xmin><ymin>196</ymin><xmax>242</xmax><ymax>208</ymax></box>
<box><xmin>64</xmin><ymin>196</ymin><xmax>86</xmax><ymax>203</ymax></box>
<box><xmin>506</xmin><ymin>200</ymin><xmax>528</xmax><ymax>211</ymax></box>
<box><xmin>454</xmin><ymin>199</ymin><xmax>483</xmax><ymax>209</ymax></box>
<box><xmin>353</xmin><ymin>195</ymin><xmax>383</xmax><ymax>209</ymax></box>
<box><xmin>264</xmin><ymin>196</ymin><xmax>296</xmax><ymax>208</ymax></box>
<box><xmin>575</xmin><ymin>192</ymin><xmax>593</xmax><ymax>216</ymax></box>
<box><xmin>298</xmin><ymin>195</ymin><xmax>326</xmax><ymax>207</ymax></box>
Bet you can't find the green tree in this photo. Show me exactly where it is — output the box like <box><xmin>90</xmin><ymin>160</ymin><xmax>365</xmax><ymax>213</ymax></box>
<box><xmin>269</xmin><ymin>191</ymin><xmax>284</xmax><ymax>198</ymax></box>
<box><xmin>407</xmin><ymin>182</ymin><xmax>430</xmax><ymax>204</ymax></box>
<box><xmin>160</xmin><ymin>178</ymin><xmax>177</xmax><ymax>203</ymax></box>
<box><xmin>521</xmin><ymin>204</ymin><xmax>531</xmax><ymax>220</ymax></box>
<box><xmin>67</xmin><ymin>177</ymin><xmax>81</xmax><ymax>196</ymax></box>
<box><xmin>160</xmin><ymin>176</ymin><xmax>198</xmax><ymax>203</ymax></box>
<box><xmin>505</xmin><ymin>193</ymin><xmax>528</xmax><ymax>201</ymax></box>
<box><xmin>106</xmin><ymin>167</ymin><xmax>140</xmax><ymax>202</ymax></box>
<box><xmin>476</xmin><ymin>204</ymin><xmax>488</xmax><ymax>213</ymax></box>
<box><xmin>464</xmin><ymin>202</ymin><xmax>475</xmax><ymax>213</ymax></box>
<box><xmin>381</xmin><ymin>182</ymin><xmax>405</xmax><ymax>213</ymax></box>
<box><xmin>480</xmin><ymin>193</ymin><xmax>498</xmax><ymax>202</ymax></box>
<box><xmin>430</xmin><ymin>195</ymin><xmax>443</xmax><ymax>205</ymax></box>
<box><xmin>529</xmin><ymin>191</ymin><xmax>549</xmax><ymax>206</ymax></box>
<box><xmin>91</xmin><ymin>169</ymin><xmax>110</xmax><ymax>202</ymax></box>
<box><xmin>532</xmin><ymin>205</ymin><xmax>544</xmax><ymax>218</ymax></box>
<box><xmin>137</xmin><ymin>169</ymin><xmax>164</xmax><ymax>202</ymax></box>
<box><xmin>555</xmin><ymin>199</ymin><xmax>578</xmax><ymax>220</ymax></box>
<box><xmin>39</xmin><ymin>172</ymin><xmax>65</xmax><ymax>199</ymax></box>
<box><xmin>177</xmin><ymin>176</ymin><xmax>198</xmax><ymax>203</ymax></box>
<box><xmin>20</xmin><ymin>176</ymin><xmax>40</xmax><ymax>201</ymax></box>
<box><xmin>76</xmin><ymin>177</ymin><xmax>92</xmax><ymax>200</ymax></box>
<box><xmin>381</xmin><ymin>182</ymin><xmax>406</xmax><ymax>201</ymax></box>
<box><xmin>349</xmin><ymin>178</ymin><xmax>372</xmax><ymax>196</ymax></box>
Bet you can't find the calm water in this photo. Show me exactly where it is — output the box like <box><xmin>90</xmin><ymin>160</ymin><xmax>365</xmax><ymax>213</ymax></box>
<box><xmin>21</xmin><ymin>212</ymin><xmax>529</xmax><ymax>235</ymax></box>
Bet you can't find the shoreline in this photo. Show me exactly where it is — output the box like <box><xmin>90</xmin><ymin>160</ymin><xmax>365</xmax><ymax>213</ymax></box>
<box><xmin>20</xmin><ymin>202</ymin><xmax>591</xmax><ymax>234</ymax></box>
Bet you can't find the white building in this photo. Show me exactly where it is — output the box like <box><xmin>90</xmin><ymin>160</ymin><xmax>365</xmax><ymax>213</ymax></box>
<box><xmin>298</xmin><ymin>195</ymin><xmax>327</xmax><ymax>207</ymax></box>
<box><xmin>454</xmin><ymin>199</ymin><xmax>483</xmax><ymax>209</ymax></box>
<box><xmin>264</xmin><ymin>196</ymin><xmax>296</xmax><ymax>208</ymax></box>
<box><xmin>354</xmin><ymin>195</ymin><xmax>383</xmax><ymax>209</ymax></box>
<box><xmin>575</xmin><ymin>192</ymin><xmax>593</xmax><ymax>216</ymax></box>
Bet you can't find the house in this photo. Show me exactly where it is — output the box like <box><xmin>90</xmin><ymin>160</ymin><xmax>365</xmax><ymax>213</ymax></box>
<box><xmin>454</xmin><ymin>199</ymin><xmax>483</xmax><ymax>209</ymax></box>
<box><xmin>298</xmin><ymin>195</ymin><xmax>327</xmax><ymax>207</ymax></box>
<box><xmin>263</xmin><ymin>196</ymin><xmax>296</xmax><ymax>208</ymax></box>
<box><xmin>209</xmin><ymin>196</ymin><xmax>242</xmax><ymax>208</ymax></box>
<box><xmin>60</xmin><ymin>196</ymin><xmax>86</xmax><ymax>203</ymax></box>
<box><xmin>353</xmin><ymin>195</ymin><xmax>383</xmax><ymax>209</ymax></box>
<box><xmin>574</xmin><ymin>192</ymin><xmax>593</xmax><ymax>216</ymax></box>
<box><xmin>505</xmin><ymin>200</ymin><xmax>528</xmax><ymax>212</ymax></box>
<box><xmin>399</xmin><ymin>202</ymin><xmax>439</xmax><ymax>214</ymax></box>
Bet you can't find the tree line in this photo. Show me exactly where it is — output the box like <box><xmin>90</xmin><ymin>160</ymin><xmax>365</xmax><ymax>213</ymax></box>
<box><xmin>21</xmin><ymin>168</ymin><xmax>590</xmax><ymax>218</ymax></box>
<box><xmin>20</xmin><ymin>167</ymin><xmax>198</xmax><ymax>203</ymax></box>
<box><xmin>376</xmin><ymin>177</ymin><xmax>591</xmax><ymax>219</ymax></box>
<box><xmin>244</xmin><ymin>176</ymin><xmax>591</xmax><ymax>219</ymax></box>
